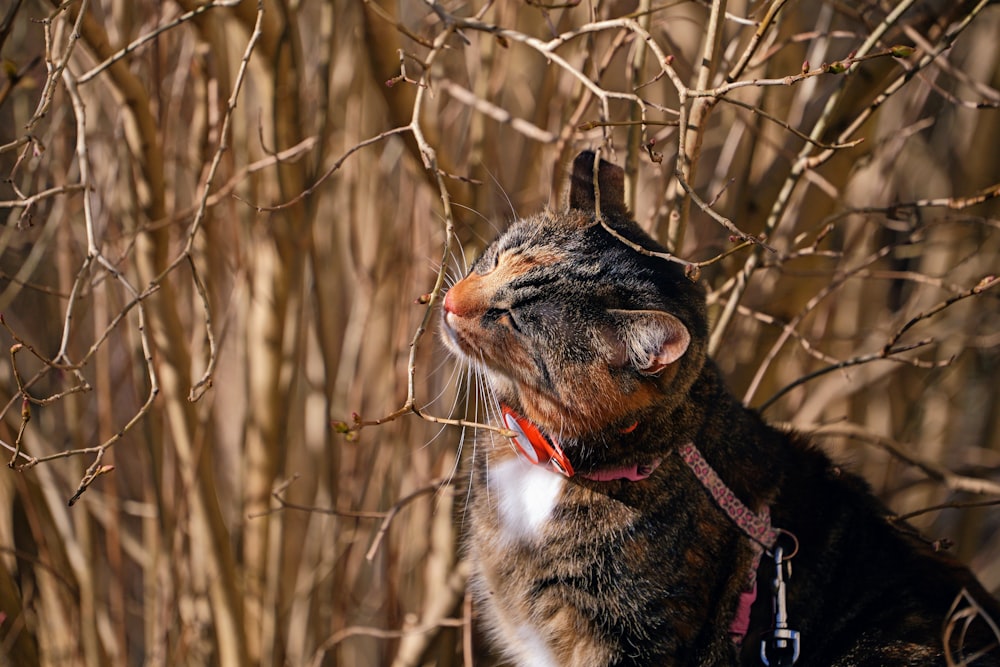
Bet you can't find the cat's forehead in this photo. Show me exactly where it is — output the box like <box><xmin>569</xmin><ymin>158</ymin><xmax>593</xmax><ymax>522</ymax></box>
<box><xmin>495</xmin><ymin>211</ymin><xmax>594</xmax><ymax>253</ymax></box>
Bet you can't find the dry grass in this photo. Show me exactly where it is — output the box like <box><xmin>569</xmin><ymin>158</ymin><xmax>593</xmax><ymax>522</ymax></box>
<box><xmin>0</xmin><ymin>0</ymin><xmax>998</xmax><ymax>665</ymax></box>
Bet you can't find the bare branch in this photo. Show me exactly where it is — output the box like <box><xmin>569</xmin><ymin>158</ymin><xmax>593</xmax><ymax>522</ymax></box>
<box><xmin>882</xmin><ymin>276</ymin><xmax>999</xmax><ymax>355</ymax></box>
<box><xmin>76</xmin><ymin>1</ymin><xmax>243</xmax><ymax>85</ymax></box>
<box><xmin>809</xmin><ymin>423</ymin><xmax>1000</xmax><ymax>497</ymax></box>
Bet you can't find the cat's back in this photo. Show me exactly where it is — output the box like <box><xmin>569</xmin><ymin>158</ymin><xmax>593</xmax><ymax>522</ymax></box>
<box><xmin>749</xmin><ymin>436</ymin><xmax>1000</xmax><ymax>666</ymax></box>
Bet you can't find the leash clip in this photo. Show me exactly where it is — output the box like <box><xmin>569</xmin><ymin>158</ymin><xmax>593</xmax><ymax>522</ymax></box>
<box><xmin>760</xmin><ymin>543</ymin><xmax>800</xmax><ymax>666</ymax></box>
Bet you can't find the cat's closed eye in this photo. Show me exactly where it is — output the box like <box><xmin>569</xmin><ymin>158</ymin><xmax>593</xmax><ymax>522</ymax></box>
<box><xmin>484</xmin><ymin>307</ymin><xmax>518</xmax><ymax>332</ymax></box>
<box><xmin>475</xmin><ymin>246</ymin><xmax>500</xmax><ymax>275</ymax></box>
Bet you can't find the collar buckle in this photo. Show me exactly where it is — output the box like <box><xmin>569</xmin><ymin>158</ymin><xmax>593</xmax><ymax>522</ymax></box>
<box><xmin>501</xmin><ymin>406</ymin><xmax>575</xmax><ymax>477</ymax></box>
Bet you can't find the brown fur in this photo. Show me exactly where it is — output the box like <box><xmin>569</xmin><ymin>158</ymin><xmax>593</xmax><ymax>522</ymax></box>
<box><xmin>441</xmin><ymin>151</ymin><xmax>1000</xmax><ymax>666</ymax></box>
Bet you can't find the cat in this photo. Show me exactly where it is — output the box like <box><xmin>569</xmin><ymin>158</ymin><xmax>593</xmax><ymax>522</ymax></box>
<box><xmin>440</xmin><ymin>150</ymin><xmax>1000</xmax><ymax>666</ymax></box>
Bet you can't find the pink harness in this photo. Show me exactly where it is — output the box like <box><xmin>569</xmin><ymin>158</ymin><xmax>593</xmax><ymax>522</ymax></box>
<box><xmin>500</xmin><ymin>406</ymin><xmax>778</xmax><ymax>643</ymax></box>
<box><xmin>677</xmin><ymin>442</ymin><xmax>778</xmax><ymax>641</ymax></box>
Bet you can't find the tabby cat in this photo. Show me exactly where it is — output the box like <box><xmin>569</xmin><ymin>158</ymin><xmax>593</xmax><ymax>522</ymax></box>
<box><xmin>440</xmin><ymin>151</ymin><xmax>1000</xmax><ymax>666</ymax></box>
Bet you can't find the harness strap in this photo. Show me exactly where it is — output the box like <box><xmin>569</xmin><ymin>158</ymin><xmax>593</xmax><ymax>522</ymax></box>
<box><xmin>677</xmin><ymin>442</ymin><xmax>779</xmax><ymax>643</ymax></box>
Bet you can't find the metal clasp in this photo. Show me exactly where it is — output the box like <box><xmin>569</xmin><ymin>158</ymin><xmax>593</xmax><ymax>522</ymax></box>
<box><xmin>760</xmin><ymin>544</ymin><xmax>800</xmax><ymax>666</ymax></box>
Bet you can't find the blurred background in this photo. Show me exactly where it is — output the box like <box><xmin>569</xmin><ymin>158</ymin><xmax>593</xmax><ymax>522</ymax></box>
<box><xmin>0</xmin><ymin>0</ymin><xmax>998</xmax><ymax>665</ymax></box>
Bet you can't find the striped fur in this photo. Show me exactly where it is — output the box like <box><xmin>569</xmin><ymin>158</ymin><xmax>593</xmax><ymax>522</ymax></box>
<box><xmin>441</xmin><ymin>152</ymin><xmax>1000</xmax><ymax>666</ymax></box>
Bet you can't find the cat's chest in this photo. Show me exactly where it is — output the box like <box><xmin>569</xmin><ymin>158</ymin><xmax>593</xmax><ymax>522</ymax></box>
<box><xmin>489</xmin><ymin>455</ymin><xmax>566</xmax><ymax>543</ymax></box>
<box><xmin>471</xmin><ymin>455</ymin><xmax>635</xmax><ymax>667</ymax></box>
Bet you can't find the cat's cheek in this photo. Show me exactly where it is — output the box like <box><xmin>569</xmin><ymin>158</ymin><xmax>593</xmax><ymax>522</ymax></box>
<box><xmin>556</xmin><ymin>369</ymin><xmax>654</xmax><ymax>433</ymax></box>
<box><xmin>440</xmin><ymin>313</ymin><xmax>494</xmax><ymax>362</ymax></box>
<box><xmin>441</xmin><ymin>312</ymin><xmax>515</xmax><ymax>366</ymax></box>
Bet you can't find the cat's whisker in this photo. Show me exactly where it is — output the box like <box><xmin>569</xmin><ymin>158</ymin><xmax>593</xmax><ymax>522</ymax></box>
<box><xmin>426</xmin><ymin>243</ymin><xmax>464</xmax><ymax>292</ymax></box>
<box><xmin>467</xmin><ymin>354</ymin><xmax>504</xmax><ymax>515</ymax></box>
<box><xmin>430</xmin><ymin>209</ymin><xmax>473</xmax><ymax>278</ymax></box>
<box><xmin>458</xmin><ymin>367</ymin><xmax>490</xmax><ymax>522</ymax></box>
<box><xmin>443</xmin><ymin>430</ymin><xmax>468</xmax><ymax>512</ymax></box>
<box><xmin>465</xmin><ymin>226</ymin><xmax>497</xmax><ymax>256</ymax></box>
<box><xmin>445</xmin><ymin>249</ymin><xmax>466</xmax><ymax>285</ymax></box>
<box><xmin>412</xmin><ymin>355</ymin><xmax>468</xmax><ymax>516</ymax></box>
<box><xmin>452</xmin><ymin>201</ymin><xmax>505</xmax><ymax>239</ymax></box>
<box><xmin>483</xmin><ymin>164</ymin><xmax>519</xmax><ymax>226</ymax></box>
<box><xmin>420</xmin><ymin>352</ymin><xmax>464</xmax><ymax>413</ymax></box>
<box><xmin>446</xmin><ymin>267</ymin><xmax>461</xmax><ymax>291</ymax></box>
<box><xmin>432</xmin><ymin>361</ymin><xmax>478</xmax><ymax>518</ymax></box>
<box><xmin>462</xmin><ymin>365</ymin><xmax>489</xmax><ymax>520</ymax></box>
<box><xmin>456</xmin><ymin>378</ymin><xmax>479</xmax><ymax>528</ymax></box>
<box><xmin>460</xmin><ymin>359</ymin><xmax>495</xmax><ymax>516</ymax></box>
<box><xmin>478</xmin><ymin>369</ymin><xmax>502</xmax><ymax>426</ymax></box>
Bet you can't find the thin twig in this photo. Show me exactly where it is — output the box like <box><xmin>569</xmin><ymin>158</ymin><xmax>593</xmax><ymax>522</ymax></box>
<box><xmin>709</xmin><ymin>0</ymin><xmax>989</xmax><ymax>355</ymax></box>
<box><xmin>882</xmin><ymin>276</ymin><xmax>999</xmax><ymax>355</ymax></box>
<box><xmin>76</xmin><ymin>0</ymin><xmax>243</xmax><ymax>85</ymax></box>
<box><xmin>808</xmin><ymin>424</ymin><xmax>1000</xmax><ymax>497</ymax></box>
<box><xmin>310</xmin><ymin>616</ymin><xmax>466</xmax><ymax>667</ymax></box>
<box><xmin>943</xmin><ymin>589</ymin><xmax>1000</xmax><ymax>667</ymax></box>
<box><xmin>51</xmin><ymin>66</ymin><xmax>161</xmax><ymax>505</ymax></box>
<box><xmin>674</xmin><ymin>170</ymin><xmax>774</xmax><ymax>250</ymax></box>
<box><xmin>725</xmin><ymin>0</ymin><xmax>791</xmax><ymax>81</ymax></box>
<box><xmin>176</xmin><ymin>1</ymin><xmax>265</xmax><ymax>401</ymax></box>
<box><xmin>365</xmin><ymin>480</ymin><xmax>451</xmax><ymax>561</ymax></box>
<box><xmin>0</xmin><ymin>183</ymin><xmax>85</xmax><ymax>211</ymax></box>
<box><xmin>716</xmin><ymin>96</ymin><xmax>864</xmax><ymax>150</ymax></box>
<box><xmin>759</xmin><ymin>339</ymin><xmax>944</xmax><ymax>413</ymax></box>
<box><xmin>237</xmin><ymin>127</ymin><xmax>411</xmax><ymax>212</ymax></box>
<box><xmin>440</xmin><ymin>79</ymin><xmax>557</xmax><ymax>143</ymax></box>
<box><xmin>248</xmin><ymin>474</ymin><xmax>390</xmax><ymax>520</ymax></box>
<box><xmin>26</xmin><ymin>0</ymin><xmax>89</xmax><ymax>132</ymax></box>
<box><xmin>896</xmin><ymin>499</ymin><xmax>1000</xmax><ymax>523</ymax></box>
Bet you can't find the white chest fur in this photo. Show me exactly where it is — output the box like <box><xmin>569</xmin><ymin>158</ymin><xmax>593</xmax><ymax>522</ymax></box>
<box><xmin>490</xmin><ymin>456</ymin><xmax>565</xmax><ymax>543</ymax></box>
<box><xmin>510</xmin><ymin>622</ymin><xmax>560</xmax><ymax>667</ymax></box>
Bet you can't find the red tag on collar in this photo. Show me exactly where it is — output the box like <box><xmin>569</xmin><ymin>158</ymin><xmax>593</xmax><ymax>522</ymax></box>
<box><xmin>500</xmin><ymin>405</ymin><xmax>575</xmax><ymax>477</ymax></box>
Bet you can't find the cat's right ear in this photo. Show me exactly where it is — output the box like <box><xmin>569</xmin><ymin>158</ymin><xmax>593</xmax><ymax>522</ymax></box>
<box><xmin>608</xmin><ymin>309</ymin><xmax>691</xmax><ymax>375</ymax></box>
<box><xmin>569</xmin><ymin>151</ymin><xmax>628</xmax><ymax>218</ymax></box>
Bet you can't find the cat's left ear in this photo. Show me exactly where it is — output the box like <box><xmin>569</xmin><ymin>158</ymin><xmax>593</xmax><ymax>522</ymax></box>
<box><xmin>608</xmin><ymin>309</ymin><xmax>691</xmax><ymax>375</ymax></box>
<box><xmin>569</xmin><ymin>150</ymin><xmax>628</xmax><ymax>218</ymax></box>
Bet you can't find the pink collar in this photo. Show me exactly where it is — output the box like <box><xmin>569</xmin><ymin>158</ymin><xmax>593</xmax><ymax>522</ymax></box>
<box><xmin>500</xmin><ymin>406</ymin><xmax>659</xmax><ymax>480</ymax></box>
<box><xmin>580</xmin><ymin>460</ymin><xmax>662</xmax><ymax>481</ymax></box>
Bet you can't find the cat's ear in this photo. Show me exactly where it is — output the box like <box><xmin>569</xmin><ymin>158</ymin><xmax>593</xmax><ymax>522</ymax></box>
<box><xmin>569</xmin><ymin>151</ymin><xmax>628</xmax><ymax>218</ymax></box>
<box><xmin>608</xmin><ymin>309</ymin><xmax>691</xmax><ymax>375</ymax></box>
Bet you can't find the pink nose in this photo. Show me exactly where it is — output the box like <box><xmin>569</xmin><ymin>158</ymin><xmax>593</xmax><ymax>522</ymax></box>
<box><xmin>442</xmin><ymin>273</ymin><xmax>486</xmax><ymax>317</ymax></box>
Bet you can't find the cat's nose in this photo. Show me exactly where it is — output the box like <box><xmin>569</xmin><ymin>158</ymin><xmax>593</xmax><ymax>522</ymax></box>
<box><xmin>443</xmin><ymin>287</ymin><xmax>459</xmax><ymax>315</ymax></box>
<box><xmin>442</xmin><ymin>288</ymin><xmax>470</xmax><ymax>334</ymax></box>
<box><xmin>442</xmin><ymin>274</ymin><xmax>486</xmax><ymax>318</ymax></box>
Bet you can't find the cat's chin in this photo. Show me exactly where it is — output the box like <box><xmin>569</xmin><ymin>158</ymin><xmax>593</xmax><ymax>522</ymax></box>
<box><xmin>440</xmin><ymin>313</ymin><xmax>505</xmax><ymax>370</ymax></box>
<box><xmin>440</xmin><ymin>318</ymin><xmax>487</xmax><ymax>368</ymax></box>
<box><xmin>484</xmin><ymin>370</ymin><xmax>517</xmax><ymax>399</ymax></box>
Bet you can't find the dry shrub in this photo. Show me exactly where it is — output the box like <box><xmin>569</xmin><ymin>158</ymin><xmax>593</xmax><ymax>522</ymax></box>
<box><xmin>0</xmin><ymin>0</ymin><xmax>997</xmax><ymax>665</ymax></box>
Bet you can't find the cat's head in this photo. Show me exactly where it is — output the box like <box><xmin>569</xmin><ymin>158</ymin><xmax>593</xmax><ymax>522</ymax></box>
<box><xmin>441</xmin><ymin>151</ymin><xmax>708</xmax><ymax>442</ymax></box>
